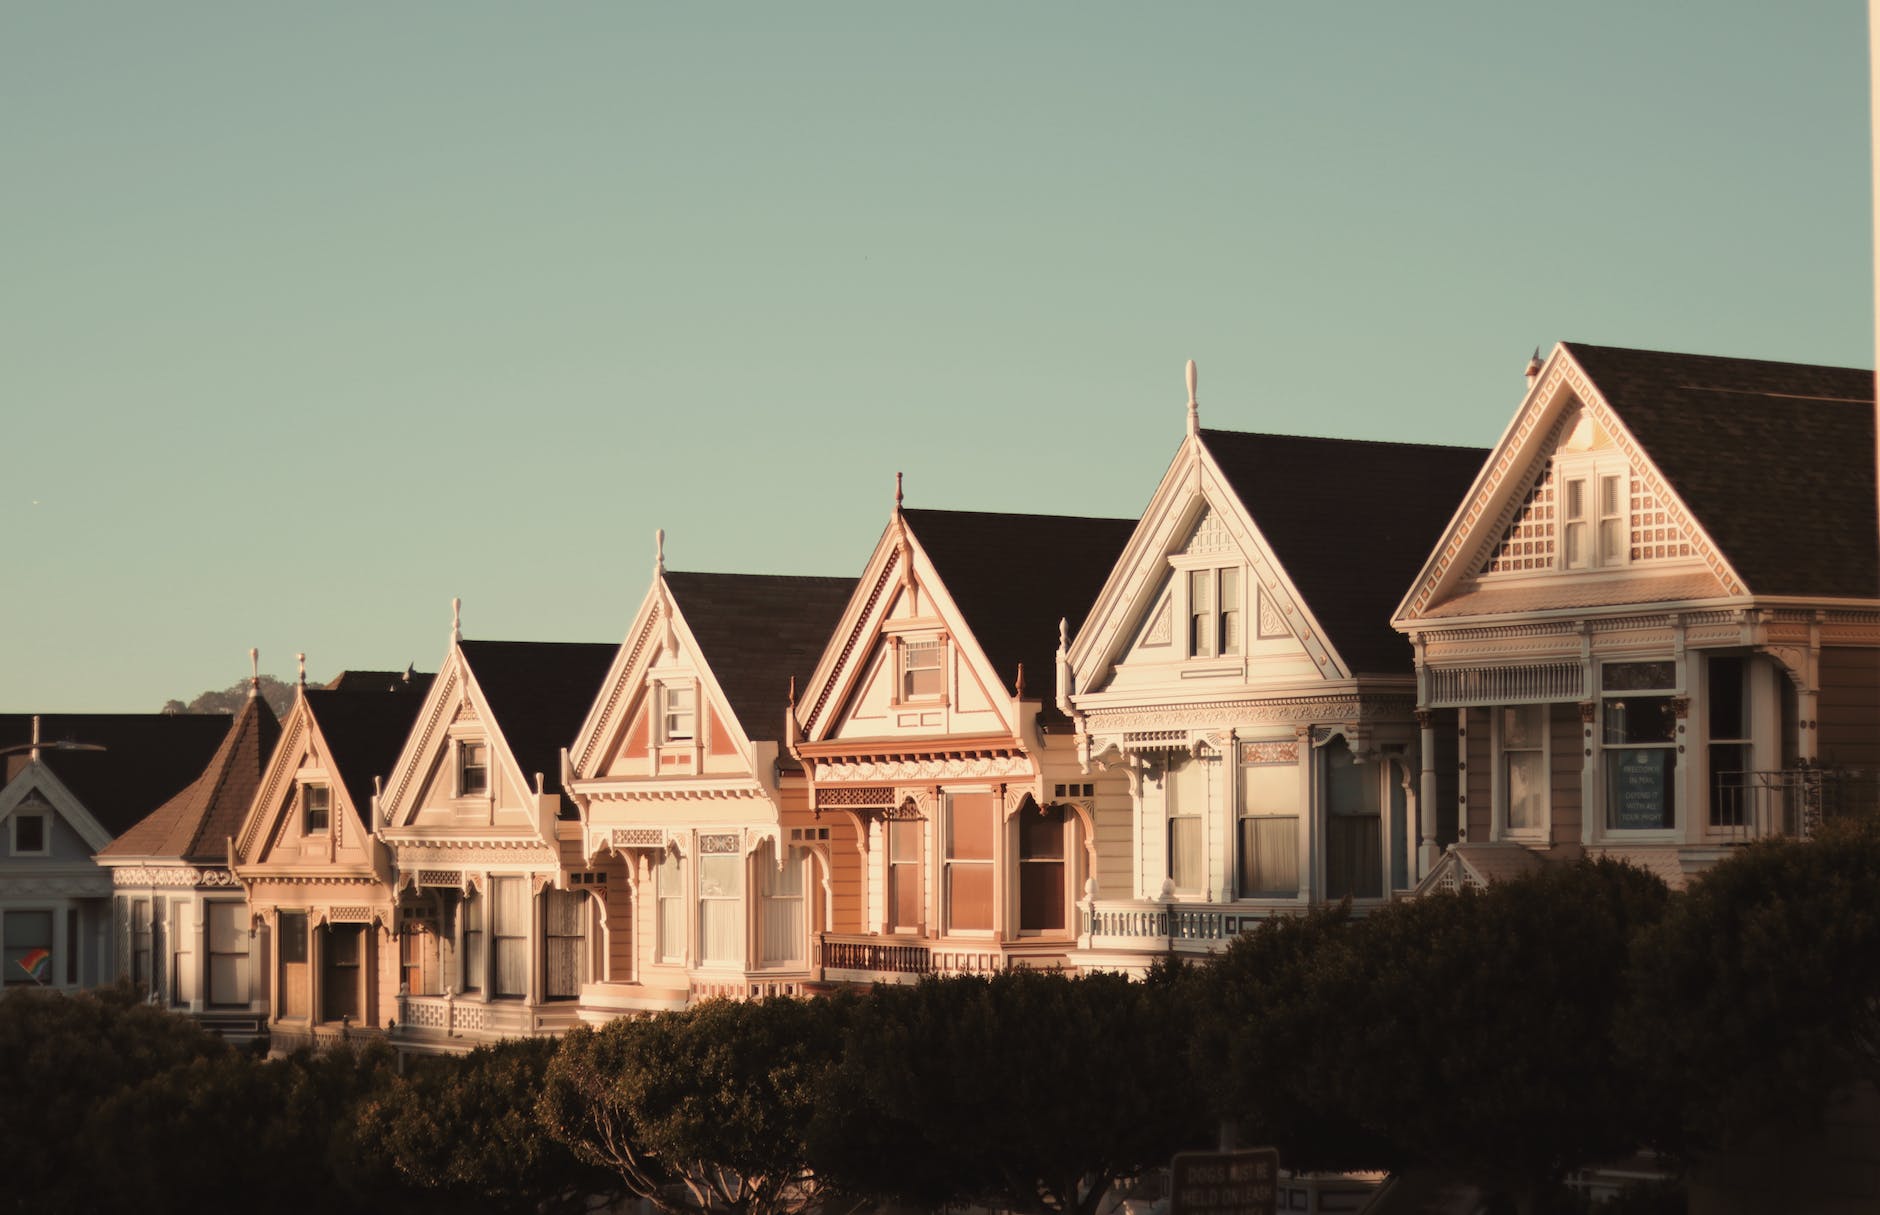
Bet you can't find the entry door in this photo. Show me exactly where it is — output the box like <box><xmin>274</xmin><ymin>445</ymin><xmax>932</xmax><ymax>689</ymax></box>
<box><xmin>321</xmin><ymin>925</ymin><xmax>364</xmax><ymax>1022</ymax></box>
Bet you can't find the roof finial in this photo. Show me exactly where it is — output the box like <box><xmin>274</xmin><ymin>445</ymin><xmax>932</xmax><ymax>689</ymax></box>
<box><xmin>451</xmin><ymin>597</ymin><xmax>462</xmax><ymax>643</ymax></box>
<box><xmin>1185</xmin><ymin>359</ymin><xmax>1199</xmax><ymax>438</ymax></box>
<box><xmin>1524</xmin><ymin>346</ymin><xmax>1543</xmax><ymax>385</ymax></box>
<box><xmin>894</xmin><ymin>471</ymin><xmax>904</xmax><ymax>515</ymax></box>
<box><xmin>296</xmin><ymin>653</ymin><xmax>307</xmax><ymax>688</ymax></box>
<box><xmin>248</xmin><ymin>648</ymin><xmax>260</xmax><ymax>699</ymax></box>
<box><xmin>787</xmin><ymin>675</ymin><xmax>797</xmax><ymax>707</ymax></box>
<box><xmin>655</xmin><ymin>528</ymin><xmax>665</xmax><ymax>576</ymax></box>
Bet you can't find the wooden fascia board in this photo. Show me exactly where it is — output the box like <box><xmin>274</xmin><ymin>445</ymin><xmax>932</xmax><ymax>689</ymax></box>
<box><xmin>798</xmin><ymin>518</ymin><xmax>902</xmax><ymax>741</ymax></box>
<box><xmin>663</xmin><ymin>588</ymin><xmax>760</xmax><ymax>771</ymax></box>
<box><xmin>235</xmin><ymin>698</ymin><xmax>312</xmax><ymax>862</ymax></box>
<box><xmin>1066</xmin><ymin>434</ymin><xmax>1200</xmax><ymax>686</ymax></box>
<box><xmin>377</xmin><ymin>648</ymin><xmax>464</xmax><ymax>829</ymax></box>
<box><xmin>793</xmin><ymin>731</ymin><xmax>1026</xmax><ymax>761</ymax></box>
<box><xmin>0</xmin><ymin>763</ymin><xmax>113</xmax><ymax>852</ymax></box>
<box><xmin>569</xmin><ymin>579</ymin><xmax>664</xmax><ymax>778</ymax></box>
<box><xmin>1393</xmin><ymin>346</ymin><xmax>1571</xmax><ymax>629</ymax></box>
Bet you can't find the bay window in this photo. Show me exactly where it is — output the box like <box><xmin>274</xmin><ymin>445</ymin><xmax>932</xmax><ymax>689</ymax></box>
<box><xmin>758</xmin><ymin>843</ymin><xmax>806</xmax><ymax>965</ymax></box>
<box><xmin>698</xmin><ymin>838</ymin><xmax>742</xmax><ymax>965</ymax></box>
<box><xmin>1017</xmin><ymin>805</ymin><xmax>1068</xmax><ymax>933</ymax></box>
<box><xmin>1238</xmin><ymin>756</ymin><xmax>1299</xmax><ymax>898</ymax></box>
<box><xmin>887</xmin><ymin>818</ymin><xmax>921</xmax><ymax>932</ymax></box>
<box><xmin>491</xmin><ymin>876</ymin><xmax>528</xmax><ymax>999</ymax></box>
<box><xmin>1498</xmin><ymin>705</ymin><xmax>1547</xmax><ymax>837</ymax></box>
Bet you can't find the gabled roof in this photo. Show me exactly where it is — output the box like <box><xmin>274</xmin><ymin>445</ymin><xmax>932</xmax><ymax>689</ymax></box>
<box><xmin>458</xmin><ymin>641</ymin><xmax>617</xmax><ymax>813</ymax></box>
<box><xmin>664</xmin><ymin>572</ymin><xmax>857</xmax><ymax>742</ymax></box>
<box><xmin>1200</xmin><ymin>430</ymin><xmax>1490</xmax><ymax>674</ymax></box>
<box><xmin>98</xmin><ymin>694</ymin><xmax>280</xmax><ymax>863</ymax></box>
<box><xmin>0</xmin><ymin>714</ymin><xmax>233</xmax><ymax>838</ymax></box>
<box><xmin>302</xmin><ymin>673</ymin><xmax>435</xmax><ymax>819</ymax></box>
<box><xmin>1562</xmin><ymin>343</ymin><xmax>1877</xmax><ymax>599</ymax></box>
<box><xmin>901</xmin><ymin>508</ymin><xmax>1137</xmax><ymax>718</ymax></box>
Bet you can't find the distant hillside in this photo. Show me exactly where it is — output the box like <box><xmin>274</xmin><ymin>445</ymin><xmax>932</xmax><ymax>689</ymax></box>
<box><xmin>162</xmin><ymin>675</ymin><xmax>298</xmax><ymax>718</ymax></box>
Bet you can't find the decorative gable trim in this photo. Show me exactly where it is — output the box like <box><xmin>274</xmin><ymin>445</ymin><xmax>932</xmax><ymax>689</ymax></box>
<box><xmin>1398</xmin><ymin>347</ymin><xmax>1748</xmax><ymax>625</ymax></box>
<box><xmin>572</xmin><ymin>596</ymin><xmax>662</xmax><ymax>773</ymax></box>
<box><xmin>382</xmin><ymin>664</ymin><xmax>461</xmax><ymax>818</ymax></box>
<box><xmin>237</xmin><ymin>704</ymin><xmax>310</xmax><ymax>859</ymax></box>
<box><xmin>0</xmin><ymin>762</ymin><xmax>112</xmax><ymax>852</ymax></box>
<box><xmin>802</xmin><ymin>546</ymin><xmax>901</xmax><ymax>738</ymax></box>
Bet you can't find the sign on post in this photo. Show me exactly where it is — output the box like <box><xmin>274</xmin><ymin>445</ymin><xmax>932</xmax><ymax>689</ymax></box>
<box><xmin>1168</xmin><ymin>1147</ymin><xmax>1280</xmax><ymax>1215</ymax></box>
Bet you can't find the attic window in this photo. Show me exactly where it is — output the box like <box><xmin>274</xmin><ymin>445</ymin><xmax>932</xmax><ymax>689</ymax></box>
<box><xmin>1186</xmin><ymin>567</ymin><xmax>1241</xmax><ymax>658</ymax></box>
<box><xmin>302</xmin><ymin>786</ymin><xmax>330</xmax><ymax>835</ymax></box>
<box><xmin>662</xmin><ymin>685</ymin><xmax>696</xmax><ymax>743</ymax></box>
<box><xmin>11</xmin><ymin>812</ymin><xmax>47</xmax><ymax>856</ymax></box>
<box><xmin>900</xmin><ymin>638</ymin><xmax>946</xmax><ymax>700</ymax></box>
<box><xmin>458</xmin><ymin>742</ymin><xmax>489</xmax><ymax>797</ymax></box>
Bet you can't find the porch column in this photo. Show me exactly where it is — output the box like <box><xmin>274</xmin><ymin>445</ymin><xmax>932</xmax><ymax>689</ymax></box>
<box><xmin>191</xmin><ymin>900</ymin><xmax>207</xmax><ymax>1013</ymax></box>
<box><xmin>1415</xmin><ymin>709</ymin><xmax>1439</xmax><ymax>879</ymax></box>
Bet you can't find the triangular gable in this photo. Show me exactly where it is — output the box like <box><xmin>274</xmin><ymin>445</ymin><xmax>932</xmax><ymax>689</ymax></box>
<box><xmin>795</xmin><ymin>516</ymin><xmax>1023</xmax><ymax>746</ymax></box>
<box><xmin>0</xmin><ymin>762</ymin><xmax>113</xmax><ymax>853</ymax></box>
<box><xmin>567</xmin><ymin>573</ymin><xmax>762</xmax><ymax>783</ymax></box>
<box><xmin>1396</xmin><ymin>344</ymin><xmax>1749</xmax><ymax>625</ymax></box>
<box><xmin>233</xmin><ymin>696</ymin><xmax>375</xmax><ymax>871</ymax></box>
<box><xmin>1069</xmin><ymin>434</ymin><xmax>1352</xmax><ymax>693</ymax></box>
<box><xmin>379</xmin><ymin>650</ymin><xmax>530</xmax><ymax>834</ymax></box>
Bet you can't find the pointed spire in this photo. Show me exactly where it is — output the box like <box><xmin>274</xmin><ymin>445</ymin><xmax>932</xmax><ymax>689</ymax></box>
<box><xmin>248</xmin><ymin>648</ymin><xmax>260</xmax><ymax>700</ymax></box>
<box><xmin>1185</xmin><ymin>359</ymin><xmax>1199</xmax><ymax>438</ymax></box>
<box><xmin>296</xmin><ymin>653</ymin><xmax>307</xmax><ymax>688</ymax></box>
<box><xmin>451</xmin><ymin>597</ymin><xmax>462</xmax><ymax>644</ymax></box>
<box><xmin>1524</xmin><ymin>346</ymin><xmax>1543</xmax><ymax>385</ymax></box>
<box><xmin>403</xmin><ymin>662</ymin><xmax>414</xmax><ymax>684</ymax></box>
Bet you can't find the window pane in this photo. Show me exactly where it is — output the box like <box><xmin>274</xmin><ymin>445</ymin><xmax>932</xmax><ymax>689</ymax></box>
<box><xmin>1219</xmin><ymin>568</ymin><xmax>1241</xmax><ymax>655</ymax></box>
<box><xmin>1607</xmin><ymin>748</ymin><xmax>1675</xmax><ymax>829</ymax></box>
<box><xmin>888</xmin><ymin>860</ymin><xmax>920</xmax><ymax>931</ymax></box>
<box><xmin>946</xmin><ymin>864</ymin><xmax>994</xmax><ymax>932</ymax></box>
<box><xmin>946</xmin><ymin>795</ymin><xmax>994</xmax><ymax>861</ymax></box>
<box><xmin>1019</xmin><ymin>861</ymin><xmax>1065</xmax><ymax>931</ymax></box>
<box><xmin>1326</xmin><ymin>815</ymin><xmax>1382</xmax><ymax>899</ymax></box>
<box><xmin>1709</xmin><ymin>743</ymin><xmax>1751</xmax><ymax>828</ymax></box>
<box><xmin>1168</xmin><ymin>816</ymin><xmax>1202</xmax><ymax>892</ymax></box>
<box><xmin>544</xmin><ymin>890</ymin><xmax>583</xmax><ymax>999</ymax></box>
<box><xmin>889</xmin><ymin>819</ymin><xmax>920</xmax><ymax>863</ymax></box>
<box><xmin>14</xmin><ymin>814</ymin><xmax>45</xmax><ymax>853</ymax></box>
<box><xmin>1505</xmin><ymin>750</ymin><xmax>1544</xmax><ymax>831</ymax></box>
<box><xmin>1237</xmin><ymin>816</ymin><xmax>1298</xmax><ymax>897</ymax></box>
<box><xmin>4</xmin><ymin>911</ymin><xmax>53</xmax><ymax>986</ymax></box>
<box><xmin>699</xmin><ymin>854</ymin><xmax>740</xmax><ymax>900</ymax></box>
<box><xmin>1018</xmin><ymin>807</ymin><xmax>1065</xmax><ymax>860</ymax></box>
<box><xmin>700</xmin><ymin>899</ymin><xmax>741</xmax><ymax>964</ymax></box>
<box><xmin>1500</xmin><ymin>704</ymin><xmax>1542</xmax><ymax>749</ymax></box>
<box><xmin>902</xmin><ymin>640</ymin><xmax>945</xmax><ymax>698</ymax></box>
<box><xmin>1708</xmin><ymin>657</ymin><xmax>1747</xmax><ymax>739</ymax></box>
<box><xmin>1603</xmin><ymin>695</ymin><xmax>1676</xmax><ymax>745</ymax></box>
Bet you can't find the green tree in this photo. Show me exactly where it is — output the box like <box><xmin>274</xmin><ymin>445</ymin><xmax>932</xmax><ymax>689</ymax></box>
<box><xmin>360</xmin><ymin>1037</ymin><xmax>621</xmax><ymax>1213</ymax></box>
<box><xmin>1622</xmin><ymin>818</ymin><xmax>1880</xmax><ymax>1153</ymax></box>
<box><xmin>540</xmin><ymin>996</ymin><xmax>853</xmax><ymax>1215</ymax></box>
<box><xmin>813</xmin><ymin>968</ymin><xmax>1210</xmax><ymax>1215</ymax></box>
<box><xmin>162</xmin><ymin>673</ymin><xmax>298</xmax><ymax>717</ymax></box>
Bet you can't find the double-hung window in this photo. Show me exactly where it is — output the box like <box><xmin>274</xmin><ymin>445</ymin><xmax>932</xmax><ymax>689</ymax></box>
<box><xmin>886</xmin><ymin>818</ymin><xmax>921</xmax><ymax>932</ymax></box>
<box><xmin>1498</xmin><ymin>705</ymin><xmax>1547</xmax><ymax>838</ymax></box>
<box><xmin>1706</xmin><ymin>655</ymin><xmax>1751</xmax><ymax>831</ymax></box>
<box><xmin>1165</xmin><ymin>757</ymin><xmax>1205</xmax><ymax>895</ymax></box>
<box><xmin>662</xmin><ymin>685</ymin><xmax>696</xmax><ymax>743</ymax></box>
<box><xmin>899</xmin><ymin>637</ymin><xmax>946</xmax><ymax>701</ymax></box>
<box><xmin>758</xmin><ymin>843</ymin><xmax>806</xmax><ymax>965</ymax></box>
<box><xmin>458</xmin><ymin>742</ymin><xmax>489</xmax><ymax>797</ymax></box>
<box><xmin>1237</xmin><ymin>756</ymin><xmax>1299</xmax><ymax>898</ymax></box>
<box><xmin>302</xmin><ymin>785</ymin><xmax>330</xmax><ymax>835</ymax></box>
<box><xmin>490</xmin><ymin>876</ymin><xmax>528</xmax><ymax>999</ymax></box>
<box><xmin>656</xmin><ymin>852</ymin><xmax>685</xmax><ymax>963</ymax></box>
<box><xmin>1602</xmin><ymin>662</ymin><xmax>1678</xmax><ymax>831</ymax></box>
<box><xmin>1017</xmin><ymin>805</ymin><xmax>1068</xmax><ymax>933</ymax></box>
<box><xmin>542</xmin><ymin>888</ymin><xmax>584</xmax><ymax>1000</ymax></box>
<box><xmin>206</xmin><ymin>901</ymin><xmax>250</xmax><ymax>1008</ymax></box>
<box><xmin>943</xmin><ymin>794</ymin><xmax>995</xmax><ymax>933</ymax></box>
<box><xmin>10</xmin><ymin>809</ymin><xmax>47</xmax><ymax>856</ymax></box>
<box><xmin>1187</xmin><ymin>567</ymin><xmax>1242</xmax><ymax>658</ymax></box>
<box><xmin>697</xmin><ymin>839</ymin><xmax>742</xmax><ymax>965</ymax></box>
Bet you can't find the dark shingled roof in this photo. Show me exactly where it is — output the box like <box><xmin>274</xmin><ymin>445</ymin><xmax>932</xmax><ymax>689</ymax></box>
<box><xmin>1201</xmin><ymin>430</ymin><xmax>1490</xmax><ymax>676</ymax></box>
<box><xmin>99</xmin><ymin>694</ymin><xmax>280</xmax><ymax>863</ymax></box>
<box><xmin>664</xmin><ymin>572</ymin><xmax>858</xmax><ymax>743</ymax></box>
<box><xmin>1565</xmin><ymin>343</ymin><xmax>1878</xmax><ymax>599</ymax></box>
<box><xmin>459</xmin><ymin>641</ymin><xmax>617</xmax><ymax>817</ymax></box>
<box><xmin>0</xmin><ymin>714</ymin><xmax>233</xmax><ymax>838</ymax></box>
<box><xmin>325</xmin><ymin>669</ymin><xmax>422</xmax><ymax>693</ymax></box>
<box><xmin>900</xmin><ymin>508</ymin><xmax>1138</xmax><ymax>721</ymax></box>
<box><xmin>302</xmin><ymin>673</ymin><xmax>435</xmax><ymax>821</ymax></box>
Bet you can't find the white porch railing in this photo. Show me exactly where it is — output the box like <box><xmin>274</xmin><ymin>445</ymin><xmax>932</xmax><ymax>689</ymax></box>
<box><xmin>1080</xmin><ymin>899</ymin><xmax>1272</xmax><ymax>954</ymax></box>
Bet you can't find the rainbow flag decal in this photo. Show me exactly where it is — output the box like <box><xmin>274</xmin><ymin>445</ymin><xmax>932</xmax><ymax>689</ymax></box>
<box><xmin>16</xmin><ymin>948</ymin><xmax>50</xmax><ymax>984</ymax></box>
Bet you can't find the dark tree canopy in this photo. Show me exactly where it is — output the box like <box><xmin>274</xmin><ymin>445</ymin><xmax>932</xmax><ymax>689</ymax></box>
<box><xmin>162</xmin><ymin>673</ymin><xmax>298</xmax><ymax>717</ymax></box>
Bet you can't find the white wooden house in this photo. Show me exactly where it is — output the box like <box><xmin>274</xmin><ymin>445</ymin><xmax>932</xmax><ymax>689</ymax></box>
<box><xmin>1394</xmin><ymin>343</ymin><xmax>1880</xmax><ymax>890</ymax></box>
<box><xmin>378</xmin><ymin>618</ymin><xmax>614</xmax><ymax>1053</ymax></box>
<box><xmin>1062</xmin><ymin>365</ymin><xmax>1488</xmax><ymax>967</ymax></box>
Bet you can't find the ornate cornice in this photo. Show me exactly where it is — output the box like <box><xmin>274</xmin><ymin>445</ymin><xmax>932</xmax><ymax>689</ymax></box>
<box><xmin>1082</xmin><ymin>693</ymin><xmax>1413</xmax><ymax>734</ymax></box>
<box><xmin>0</xmin><ymin>875</ymin><xmax>112</xmax><ymax>898</ymax></box>
<box><xmin>109</xmin><ymin>865</ymin><xmax>239</xmax><ymax>890</ymax></box>
<box><xmin>809</xmin><ymin>752</ymin><xmax>1037</xmax><ymax>784</ymax></box>
<box><xmin>390</xmin><ymin>842</ymin><xmax>559</xmax><ymax>869</ymax></box>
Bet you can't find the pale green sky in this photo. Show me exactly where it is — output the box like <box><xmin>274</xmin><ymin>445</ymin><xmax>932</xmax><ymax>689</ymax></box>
<box><xmin>3</xmin><ymin>3</ymin><xmax>1871</xmax><ymax>710</ymax></box>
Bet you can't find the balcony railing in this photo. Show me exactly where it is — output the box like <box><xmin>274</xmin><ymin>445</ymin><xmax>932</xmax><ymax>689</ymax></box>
<box><xmin>1708</xmin><ymin>766</ymin><xmax>1879</xmax><ymax>843</ymax></box>
<box><xmin>815</xmin><ymin>934</ymin><xmax>1014</xmax><ymax>979</ymax></box>
<box><xmin>1081</xmin><ymin>900</ymin><xmax>1271</xmax><ymax>953</ymax></box>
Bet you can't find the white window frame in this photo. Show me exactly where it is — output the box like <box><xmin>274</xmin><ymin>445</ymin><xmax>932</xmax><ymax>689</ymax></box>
<box><xmin>9</xmin><ymin>808</ymin><xmax>50</xmax><ymax>857</ymax></box>
<box><xmin>1015</xmin><ymin>804</ymin><xmax>1072</xmax><ymax>936</ymax></box>
<box><xmin>456</xmin><ymin>739</ymin><xmax>490</xmax><ymax>798</ymax></box>
<box><xmin>941</xmin><ymin>793</ymin><xmax>996</xmax><ymax>937</ymax></box>
<box><xmin>301</xmin><ymin>784</ymin><xmax>330</xmax><ymax>836</ymax></box>
<box><xmin>655</xmin><ymin>850</ymin><xmax>686</xmax><ymax>964</ymax></box>
<box><xmin>696</xmin><ymin>840</ymin><xmax>743</xmax><ymax>967</ymax></box>
<box><xmin>661</xmin><ymin>682</ymin><xmax>697</xmax><ymax>744</ymax></box>
<box><xmin>895</xmin><ymin>635</ymin><xmax>948</xmax><ymax>705</ymax></box>
<box><xmin>1492</xmin><ymin>704</ymin><xmax>1550</xmax><ymax>843</ymax></box>
<box><xmin>1596</xmin><ymin>660</ymin><xmax>1681</xmax><ymax>838</ymax></box>
<box><xmin>1175</xmin><ymin>563</ymin><xmax>1244</xmax><ymax>660</ymax></box>
<box><xmin>2</xmin><ymin>906</ymin><xmax>58</xmax><ymax>989</ymax></box>
<box><xmin>1554</xmin><ymin>454</ymin><xmax>1629</xmax><ymax>572</ymax></box>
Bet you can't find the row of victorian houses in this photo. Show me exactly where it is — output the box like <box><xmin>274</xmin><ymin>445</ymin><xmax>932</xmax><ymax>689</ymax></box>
<box><xmin>3</xmin><ymin>341</ymin><xmax>1876</xmax><ymax>1057</ymax></box>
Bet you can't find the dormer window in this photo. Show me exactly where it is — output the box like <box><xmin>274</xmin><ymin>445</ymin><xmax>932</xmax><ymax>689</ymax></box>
<box><xmin>900</xmin><ymin>637</ymin><xmax>946</xmax><ymax>701</ymax></box>
<box><xmin>662</xmin><ymin>684</ymin><xmax>696</xmax><ymax>743</ymax></box>
<box><xmin>1187</xmin><ymin>567</ymin><xmax>1241</xmax><ymax>658</ymax></box>
<box><xmin>458</xmin><ymin>742</ymin><xmax>489</xmax><ymax>797</ymax></box>
<box><xmin>302</xmin><ymin>786</ymin><xmax>330</xmax><ymax>835</ymax></box>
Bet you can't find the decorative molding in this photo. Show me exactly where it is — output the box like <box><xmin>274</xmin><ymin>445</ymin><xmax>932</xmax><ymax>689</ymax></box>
<box><xmin>329</xmin><ymin>905</ymin><xmax>372</xmax><ymax>923</ymax></box>
<box><xmin>1178</xmin><ymin>506</ymin><xmax>1234</xmax><ymax>556</ymax></box>
<box><xmin>805</xmin><ymin>548</ymin><xmax>898</xmax><ymax>736</ymax></box>
<box><xmin>611</xmin><ymin>828</ymin><xmax>665</xmax><ymax>848</ymax></box>
<box><xmin>417</xmin><ymin>869</ymin><xmax>463</xmax><ymax>888</ymax></box>
<box><xmin>384</xmin><ymin>666</ymin><xmax>460</xmax><ymax>816</ymax></box>
<box><xmin>1424</xmin><ymin>663</ymin><xmax>1584</xmax><ymax>708</ymax></box>
<box><xmin>108</xmin><ymin>865</ymin><xmax>239</xmax><ymax>890</ymax></box>
<box><xmin>1083</xmin><ymin>694</ymin><xmax>1413</xmax><ymax>734</ymax></box>
<box><xmin>390</xmin><ymin>842</ymin><xmax>559</xmax><ymax>868</ymax></box>
<box><xmin>576</xmin><ymin>606</ymin><xmax>661</xmax><ymax>772</ymax></box>
<box><xmin>814</xmin><ymin>785</ymin><xmax>896</xmax><ymax>808</ymax></box>
<box><xmin>0</xmin><ymin>875</ymin><xmax>112</xmax><ymax>898</ymax></box>
<box><xmin>1239</xmin><ymin>741</ymin><xmax>1298</xmax><ymax>765</ymax></box>
<box><xmin>810</xmin><ymin>753</ymin><xmax>1035</xmax><ymax>783</ymax></box>
<box><xmin>240</xmin><ymin>710</ymin><xmax>308</xmax><ymax>858</ymax></box>
<box><xmin>1256</xmin><ymin>590</ymin><xmax>1288</xmax><ymax>640</ymax></box>
<box><xmin>699</xmin><ymin>832</ymin><xmax>741</xmax><ymax>855</ymax></box>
